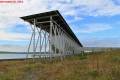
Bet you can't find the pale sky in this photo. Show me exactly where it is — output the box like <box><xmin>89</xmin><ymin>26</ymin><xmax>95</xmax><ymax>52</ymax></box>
<box><xmin>0</xmin><ymin>0</ymin><xmax>120</xmax><ymax>52</ymax></box>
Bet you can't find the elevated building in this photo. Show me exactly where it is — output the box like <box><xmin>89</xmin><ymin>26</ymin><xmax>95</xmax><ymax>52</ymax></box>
<box><xmin>21</xmin><ymin>10</ymin><xmax>83</xmax><ymax>59</ymax></box>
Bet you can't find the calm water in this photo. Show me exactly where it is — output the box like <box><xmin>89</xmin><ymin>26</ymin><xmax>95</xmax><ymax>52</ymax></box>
<box><xmin>0</xmin><ymin>53</ymin><xmax>32</xmax><ymax>59</ymax></box>
<box><xmin>0</xmin><ymin>52</ymin><xmax>61</xmax><ymax>59</ymax></box>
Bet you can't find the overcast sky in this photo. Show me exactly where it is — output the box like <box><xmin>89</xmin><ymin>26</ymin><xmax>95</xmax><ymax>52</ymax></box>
<box><xmin>0</xmin><ymin>0</ymin><xmax>120</xmax><ymax>52</ymax></box>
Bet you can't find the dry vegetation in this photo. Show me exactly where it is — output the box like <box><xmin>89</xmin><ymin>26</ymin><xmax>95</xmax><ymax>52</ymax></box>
<box><xmin>0</xmin><ymin>49</ymin><xmax>120</xmax><ymax>80</ymax></box>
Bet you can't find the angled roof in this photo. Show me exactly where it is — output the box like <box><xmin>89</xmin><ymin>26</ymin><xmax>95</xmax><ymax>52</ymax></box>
<box><xmin>20</xmin><ymin>10</ymin><xmax>83</xmax><ymax>47</ymax></box>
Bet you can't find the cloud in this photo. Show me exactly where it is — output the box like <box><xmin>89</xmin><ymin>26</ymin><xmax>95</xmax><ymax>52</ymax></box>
<box><xmin>72</xmin><ymin>23</ymin><xmax>112</xmax><ymax>33</ymax></box>
<box><xmin>0</xmin><ymin>0</ymin><xmax>120</xmax><ymax>23</ymax></box>
<box><xmin>0</xmin><ymin>16</ymin><xmax>31</xmax><ymax>41</ymax></box>
<box><xmin>71</xmin><ymin>0</ymin><xmax>120</xmax><ymax>16</ymax></box>
<box><xmin>0</xmin><ymin>0</ymin><xmax>50</xmax><ymax>41</ymax></box>
<box><xmin>0</xmin><ymin>0</ymin><xmax>49</xmax><ymax>17</ymax></box>
<box><xmin>1</xmin><ymin>0</ymin><xmax>120</xmax><ymax>19</ymax></box>
<box><xmin>0</xmin><ymin>0</ymin><xmax>120</xmax><ymax>49</ymax></box>
<box><xmin>0</xmin><ymin>45</ymin><xmax>27</xmax><ymax>52</ymax></box>
<box><xmin>0</xmin><ymin>31</ymin><xmax>30</xmax><ymax>41</ymax></box>
<box><xmin>46</xmin><ymin>0</ymin><xmax>120</xmax><ymax>18</ymax></box>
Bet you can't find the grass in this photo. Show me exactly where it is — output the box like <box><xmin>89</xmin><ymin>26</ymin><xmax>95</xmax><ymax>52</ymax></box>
<box><xmin>0</xmin><ymin>49</ymin><xmax>120</xmax><ymax>80</ymax></box>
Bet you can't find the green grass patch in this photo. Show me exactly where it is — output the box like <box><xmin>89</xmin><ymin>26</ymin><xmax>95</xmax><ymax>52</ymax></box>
<box><xmin>111</xmin><ymin>56</ymin><xmax>120</xmax><ymax>63</ymax></box>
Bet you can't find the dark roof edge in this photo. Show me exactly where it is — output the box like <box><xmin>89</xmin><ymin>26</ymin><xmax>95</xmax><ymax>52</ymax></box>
<box><xmin>55</xmin><ymin>10</ymin><xmax>83</xmax><ymax>47</ymax></box>
<box><xmin>20</xmin><ymin>10</ymin><xmax>83</xmax><ymax>47</ymax></box>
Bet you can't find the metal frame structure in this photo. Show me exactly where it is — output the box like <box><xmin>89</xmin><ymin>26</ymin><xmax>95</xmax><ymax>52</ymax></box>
<box><xmin>21</xmin><ymin>10</ymin><xmax>83</xmax><ymax>60</ymax></box>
